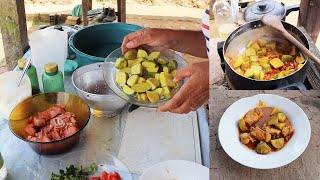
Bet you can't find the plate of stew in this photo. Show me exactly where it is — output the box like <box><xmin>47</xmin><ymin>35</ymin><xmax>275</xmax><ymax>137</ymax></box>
<box><xmin>218</xmin><ymin>94</ymin><xmax>310</xmax><ymax>169</ymax></box>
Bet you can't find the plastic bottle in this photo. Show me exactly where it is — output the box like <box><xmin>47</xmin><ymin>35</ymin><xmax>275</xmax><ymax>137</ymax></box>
<box><xmin>0</xmin><ymin>153</ymin><xmax>7</xmax><ymax>180</ymax></box>
<box><xmin>42</xmin><ymin>63</ymin><xmax>65</xmax><ymax>93</ymax></box>
<box><xmin>212</xmin><ymin>0</ymin><xmax>238</xmax><ymax>40</ymax></box>
<box><xmin>18</xmin><ymin>58</ymin><xmax>40</xmax><ymax>95</ymax></box>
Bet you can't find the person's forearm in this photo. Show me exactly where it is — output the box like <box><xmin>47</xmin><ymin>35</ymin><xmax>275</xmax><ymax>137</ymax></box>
<box><xmin>167</xmin><ymin>30</ymin><xmax>208</xmax><ymax>58</ymax></box>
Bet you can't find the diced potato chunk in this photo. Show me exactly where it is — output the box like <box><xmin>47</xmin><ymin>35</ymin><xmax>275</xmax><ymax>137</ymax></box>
<box><xmin>270</xmin><ymin>58</ymin><xmax>284</xmax><ymax>69</ymax></box>
<box><xmin>146</xmin><ymin>91</ymin><xmax>160</xmax><ymax>103</ymax></box>
<box><xmin>275</xmin><ymin>123</ymin><xmax>286</xmax><ymax>130</ymax></box>
<box><xmin>246</xmin><ymin>48</ymin><xmax>256</xmax><ymax>56</ymax></box>
<box><xmin>281</xmin><ymin>55</ymin><xmax>294</xmax><ymax>62</ymax></box>
<box><xmin>247</xmin><ymin>40</ymin><xmax>254</xmax><ymax>48</ymax></box>
<box><xmin>140</xmin><ymin>93</ymin><xmax>148</xmax><ymax>101</ymax></box>
<box><xmin>127</xmin><ymin>60</ymin><xmax>137</xmax><ymax>67</ymax></box>
<box><xmin>148</xmin><ymin>51</ymin><xmax>161</xmax><ymax>60</ymax></box>
<box><xmin>239</xmin><ymin>119</ymin><xmax>248</xmax><ymax>131</ymax></box>
<box><xmin>271</xmin><ymin>138</ymin><xmax>284</xmax><ymax>149</ymax></box>
<box><xmin>137</xmin><ymin>49</ymin><xmax>148</xmax><ymax>58</ymax></box>
<box><xmin>146</xmin><ymin>78</ymin><xmax>160</xmax><ymax>90</ymax></box>
<box><xmin>257</xmin><ymin>38</ymin><xmax>267</xmax><ymax>46</ymax></box>
<box><xmin>155</xmin><ymin>73</ymin><xmax>160</xmax><ymax>80</ymax></box>
<box><xmin>244</xmin><ymin>69</ymin><xmax>254</xmax><ymax>78</ymax></box>
<box><xmin>267</xmin><ymin>118</ymin><xmax>278</xmax><ymax>126</ymax></box>
<box><xmin>159</xmin><ymin>72</ymin><xmax>176</xmax><ymax>87</ymax></box>
<box><xmin>257</xmin><ymin>48</ymin><xmax>266</xmax><ymax>56</ymax></box>
<box><xmin>138</xmin><ymin>77</ymin><xmax>146</xmax><ymax>83</ymax></box>
<box><xmin>120</xmin><ymin>67</ymin><xmax>131</xmax><ymax>74</ymax></box>
<box><xmin>290</xmin><ymin>45</ymin><xmax>297</xmax><ymax>56</ymax></box>
<box><xmin>124</xmin><ymin>51</ymin><xmax>137</xmax><ymax>60</ymax></box>
<box><xmin>277</xmin><ymin>113</ymin><xmax>287</xmax><ymax>122</ymax></box>
<box><xmin>142</xmin><ymin>61</ymin><xmax>156</xmax><ymax>68</ymax></box>
<box><xmin>167</xmin><ymin>60</ymin><xmax>178</xmax><ymax>70</ymax></box>
<box><xmin>156</xmin><ymin>58</ymin><xmax>168</xmax><ymax>65</ymax></box>
<box><xmin>266</xmin><ymin>42</ymin><xmax>276</xmax><ymax>49</ymax></box>
<box><xmin>170</xmin><ymin>70</ymin><xmax>177</xmax><ymax>77</ymax></box>
<box><xmin>115</xmin><ymin>58</ymin><xmax>127</xmax><ymax>70</ymax></box>
<box><xmin>127</xmin><ymin>75</ymin><xmax>140</xmax><ymax>87</ymax></box>
<box><xmin>146</xmin><ymin>67</ymin><xmax>159</xmax><ymax>73</ymax></box>
<box><xmin>154</xmin><ymin>88</ymin><xmax>164</xmax><ymax>96</ymax></box>
<box><xmin>115</xmin><ymin>72</ymin><xmax>127</xmax><ymax>86</ymax></box>
<box><xmin>122</xmin><ymin>85</ymin><xmax>135</xmax><ymax>95</ymax></box>
<box><xmin>270</xmin><ymin>107</ymin><xmax>281</xmax><ymax>115</ymax></box>
<box><xmin>295</xmin><ymin>56</ymin><xmax>305</xmax><ymax>64</ymax></box>
<box><xmin>132</xmin><ymin>83</ymin><xmax>151</xmax><ymax>92</ymax></box>
<box><xmin>256</xmin><ymin>141</ymin><xmax>271</xmax><ymax>154</ymax></box>
<box><xmin>131</xmin><ymin>63</ymin><xmax>143</xmax><ymax>76</ymax></box>
<box><xmin>251</xmin><ymin>43</ymin><xmax>260</xmax><ymax>51</ymax></box>
<box><xmin>163</xmin><ymin>66</ymin><xmax>170</xmax><ymax>73</ymax></box>
<box><xmin>233</xmin><ymin>56</ymin><xmax>244</xmax><ymax>68</ymax></box>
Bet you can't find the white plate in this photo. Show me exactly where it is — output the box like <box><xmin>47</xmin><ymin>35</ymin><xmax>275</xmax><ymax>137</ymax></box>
<box><xmin>218</xmin><ymin>94</ymin><xmax>311</xmax><ymax>169</ymax></box>
<box><xmin>139</xmin><ymin>160</ymin><xmax>209</xmax><ymax>180</ymax></box>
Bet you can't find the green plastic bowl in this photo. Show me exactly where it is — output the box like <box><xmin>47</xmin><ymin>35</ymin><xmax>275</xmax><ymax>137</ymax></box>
<box><xmin>69</xmin><ymin>23</ymin><xmax>143</xmax><ymax>67</ymax></box>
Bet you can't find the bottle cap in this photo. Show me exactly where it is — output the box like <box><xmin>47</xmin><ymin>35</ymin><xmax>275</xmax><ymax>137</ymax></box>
<box><xmin>45</xmin><ymin>63</ymin><xmax>58</xmax><ymax>73</ymax></box>
<box><xmin>18</xmin><ymin>58</ymin><xmax>28</xmax><ymax>69</ymax></box>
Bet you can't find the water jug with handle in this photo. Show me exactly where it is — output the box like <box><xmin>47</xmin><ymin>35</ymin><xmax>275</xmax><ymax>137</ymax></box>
<box><xmin>29</xmin><ymin>28</ymin><xmax>68</xmax><ymax>92</ymax></box>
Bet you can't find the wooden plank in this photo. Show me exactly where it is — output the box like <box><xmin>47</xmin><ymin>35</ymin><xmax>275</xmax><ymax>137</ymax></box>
<box><xmin>117</xmin><ymin>0</ymin><xmax>126</xmax><ymax>22</ymax></box>
<box><xmin>0</xmin><ymin>0</ymin><xmax>28</xmax><ymax>70</ymax></box>
<box><xmin>82</xmin><ymin>0</ymin><xmax>92</xmax><ymax>26</ymax></box>
<box><xmin>298</xmin><ymin>0</ymin><xmax>320</xmax><ymax>42</ymax></box>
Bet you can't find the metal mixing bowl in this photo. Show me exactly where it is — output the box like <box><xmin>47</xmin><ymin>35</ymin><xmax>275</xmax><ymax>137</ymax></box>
<box><xmin>9</xmin><ymin>92</ymin><xmax>90</xmax><ymax>155</ymax></box>
<box><xmin>72</xmin><ymin>62</ymin><xmax>128</xmax><ymax>117</ymax></box>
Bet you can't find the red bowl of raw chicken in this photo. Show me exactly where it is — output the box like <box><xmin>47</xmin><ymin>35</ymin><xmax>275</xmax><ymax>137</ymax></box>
<box><xmin>9</xmin><ymin>92</ymin><xmax>90</xmax><ymax>155</ymax></box>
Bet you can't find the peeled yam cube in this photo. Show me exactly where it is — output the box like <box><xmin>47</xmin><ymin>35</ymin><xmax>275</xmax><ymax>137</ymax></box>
<box><xmin>128</xmin><ymin>60</ymin><xmax>137</xmax><ymax>67</ymax></box>
<box><xmin>295</xmin><ymin>56</ymin><xmax>305</xmax><ymax>64</ymax></box>
<box><xmin>233</xmin><ymin>56</ymin><xmax>244</xmax><ymax>68</ymax></box>
<box><xmin>124</xmin><ymin>51</ymin><xmax>137</xmax><ymax>60</ymax></box>
<box><xmin>131</xmin><ymin>63</ymin><xmax>143</xmax><ymax>76</ymax></box>
<box><xmin>271</xmin><ymin>138</ymin><xmax>284</xmax><ymax>149</ymax></box>
<box><xmin>239</xmin><ymin>119</ymin><xmax>248</xmax><ymax>131</ymax></box>
<box><xmin>159</xmin><ymin>72</ymin><xmax>175</xmax><ymax>88</ymax></box>
<box><xmin>137</xmin><ymin>49</ymin><xmax>148</xmax><ymax>58</ymax></box>
<box><xmin>281</xmin><ymin>55</ymin><xmax>294</xmax><ymax>62</ymax></box>
<box><xmin>170</xmin><ymin>70</ymin><xmax>177</xmax><ymax>77</ymax></box>
<box><xmin>148</xmin><ymin>51</ymin><xmax>161</xmax><ymax>60</ymax></box>
<box><xmin>251</xmin><ymin>43</ymin><xmax>260</xmax><ymax>51</ymax></box>
<box><xmin>275</xmin><ymin>123</ymin><xmax>286</xmax><ymax>130</ymax></box>
<box><xmin>271</xmin><ymin>107</ymin><xmax>281</xmax><ymax>115</ymax></box>
<box><xmin>277</xmin><ymin>112</ymin><xmax>287</xmax><ymax>122</ymax></box>
<box><xmin>245</xmin><ymin>48</ymin><xmax>256</xmax><ymax>56</ymax></box>
<box><xmin>123</xmin><ymin>85</ymin><xmax>135</xmax><ymax>95</ymax></box>
<box><xmin>146</xmin><ymin>78</ymin><xmax>160</xmax><ymax>90</ymax></box>
<box><xmin>132</xmin><ymin>82</ymin><xmax>151</xmax><ymax>92</ymax></box>
<box><xmin>137</xmin><ymin>77</ymin><xmax>146</xmax><ymax>83</ymax></box>
<box><xmin>156</xmin><ymin>58</ymin><xmax>168</xmax><ymax>65</ymax></box>
<box><xmin>257</xmin><ymin>38</ymin><xmax>267</xmax><ymax>47</ymax></box>
<box><xmin>167</xmin><ymin>60</ymin><xmax>178</xmax><ymax>70</ymax></box>
<box><xmin>270</xmin><ymin>58</ymin><xmax>284</xmax><ymax>69</ymax></box>
<box><xmin>146</xmin><ymin>67</ymin><xmax>159</xmax><ymax>73</ymax></box>
<box><xmin>267</xmin><ymin>118</ymin><xmax>278</xmax><ymax>126</ymax></box>
<box><xmin>120</xmin><ymin>67</ymin><xmax>131</xmax><ymax>74</ymax></box>
<box><xmin>162</xmin><ymin>87</ymin><xmax>172</xmax><ymax>99</ymax></box>
<box><xmin>154</xmin><ymin>88</ymin><xmax>164</xmax><ymax>96</ymax></box>
<box><xmin>146</xmin><ymin>91</ymin><xmax>160</xmax><ymax>103</ymax></box>
<box><xmin>244</xmin><ymin>69</ymin><xmax>254</xmax><ymax>78</ymax></box>
<box><xmin>142</xmin><ymin>61</ymin><xmax>156</xmax><ymax>68</ymax></box>
<box><xmin>115</xmin><ymin>58</ymin><xmax>127</xmax><ymax>70</ymax></box>
<box><xmin>115</xmin><ymin>72</ymin><xmax>127</xmax><ymax>86</ymax></box>
<box><xmin>163</xmin><ymin>66</ymin><xmax>170</xmax><ymax>74</ymax></box>
<box><xmin>127</xmin><ymin>75</ymin><xmax>140</xmax><ymax>87</ymax></box>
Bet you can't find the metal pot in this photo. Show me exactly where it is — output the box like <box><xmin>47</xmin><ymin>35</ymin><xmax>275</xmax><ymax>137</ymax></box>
<box><xmin>243</xmin><ymin>0</ymin><xmax>300</xmax><ymax>22</ymax></box>
<box><xmin>221</xmin><ymin>20</ymin><xmax>310</xmax><ymax>90</ymax></box>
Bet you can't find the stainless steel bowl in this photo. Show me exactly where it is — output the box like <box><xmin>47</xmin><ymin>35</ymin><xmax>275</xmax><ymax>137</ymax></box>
<box><xmin>72</xmin><ymin>62</ymin><xmax>128</xmax><ymax>117</ymax></box>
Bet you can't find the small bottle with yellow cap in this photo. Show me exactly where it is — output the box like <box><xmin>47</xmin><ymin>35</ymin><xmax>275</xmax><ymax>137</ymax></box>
<box><xmin>42</xmin><ymin>62</ymin><xmax>65</xmax><ymax>92</ymax></box>
<box><xmin>18</xmin><ymin>58</ymin><xmax>40</xmax><ymax>95</ymax></box>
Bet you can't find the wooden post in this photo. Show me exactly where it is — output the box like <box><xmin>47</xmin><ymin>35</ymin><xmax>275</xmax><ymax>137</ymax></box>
<box><xmin>117</xmin><ymin>0</ymin><xmax>126</xmax><ymax>22</ymax></box>
<box><xmin>298</xmin><ymin>0</ymin><xmax>320</xmax><ymax>42</ymax></box>
<box><xmin>0</xmin><ymin>0</ymin><xmax>28</xmax><ymax>70</ymax></box>
<box><xmin>82</xmin><ymin>0</ymin><xmax>93</xmax><ymax>26</ymax></box>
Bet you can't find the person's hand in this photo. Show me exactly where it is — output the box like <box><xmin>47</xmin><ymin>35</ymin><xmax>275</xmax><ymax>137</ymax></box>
<box><xmin>121</xmin><ymin>28</ymin><xmax>174</xmax><ymax>54</ymax></box>
<box><xmin>156</xmin><ymin>61</ymin><xmax>209</xmax><ymax>114</ymax></box>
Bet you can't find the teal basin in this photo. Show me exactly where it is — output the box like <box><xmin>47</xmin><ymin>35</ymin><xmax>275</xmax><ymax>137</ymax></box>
<box><xmin>69</xmin><ymin>23</ymin><xmax>143</xmax><ymax>67</ymax></box>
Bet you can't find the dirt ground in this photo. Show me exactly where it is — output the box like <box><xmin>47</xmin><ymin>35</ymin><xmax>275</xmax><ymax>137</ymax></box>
<box><xmin>1</xmin><ymin>0</ymin><xmax>320</xmax><ymax>75</ymax></box>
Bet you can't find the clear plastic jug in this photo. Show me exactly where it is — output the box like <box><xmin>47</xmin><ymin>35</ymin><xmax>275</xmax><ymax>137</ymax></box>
<box><xmin>0</xmin><ymin>71</ymin><xmax>32</xmax><ymax>120</ymax></box>
<box><xmin>29</xmin><ymin>28</ymin><xmax>68</xmax><ymax>92</ymax></box>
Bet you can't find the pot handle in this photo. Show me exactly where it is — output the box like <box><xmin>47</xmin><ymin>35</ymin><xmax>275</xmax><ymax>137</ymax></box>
<box><xmin>217</xmin><ymin>41</ymin><xmax>225</xmax><ymax>60</ymax></box>
<box><xmin>277</xmin><ymin>82</ymin><xmax>307</xmax><ymax>90</ymax></box>
<box><xmin>285</xmin><ymin>4</ymin><xmax>300</xmax><ymax>16</ymax></box>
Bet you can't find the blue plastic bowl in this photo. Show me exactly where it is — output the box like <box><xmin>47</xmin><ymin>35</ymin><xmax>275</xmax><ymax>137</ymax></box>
<box><xmin>69</xmin><ymin>23</ymin><xmax>143</xmax><ymax>67</ymax></box>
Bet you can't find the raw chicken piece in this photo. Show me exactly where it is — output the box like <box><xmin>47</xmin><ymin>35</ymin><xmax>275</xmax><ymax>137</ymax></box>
<box><xmin>250</xmin><ymin>126</ymin><xmax>266</xmax><ymax>141</ymax></box>
<box><xmin>64</xmin><ymin>126</ymin><xmax>79</xmax><ymax>138</ymax></box>
<box><xmin>243</xmin><ymin>108</ymin><xmax>263</xmax><ymax>126</ymax></box>
<box><xmin>239</xmin><ymin>133</ymin><xmax>256</xmax><ymax>144</ymax></box>
<box><xmin>33</xmin><ymin>116</ymin><xmax>46</xmax><ymax>127</ymax></box>
<box><xmin>24</xmin><ymin>124</ymin><xmax>36</xmax><ymax>137</ymax></box>
<box><xmin>38</xmin><ymin>106</ymin><xmax>65</xmax><ymax>119</ymax></box>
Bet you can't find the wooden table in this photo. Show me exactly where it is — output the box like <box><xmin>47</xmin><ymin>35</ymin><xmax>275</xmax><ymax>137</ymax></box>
<box><xmin>209</xmin><ymin>90</ymin><xmax>320</xmax><ymax>179</ymax></box>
